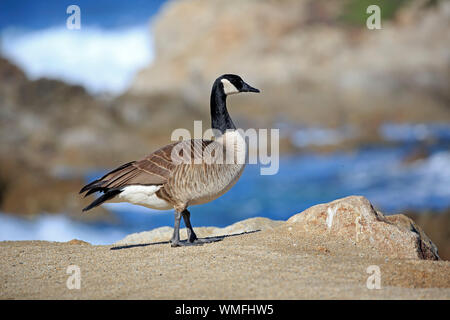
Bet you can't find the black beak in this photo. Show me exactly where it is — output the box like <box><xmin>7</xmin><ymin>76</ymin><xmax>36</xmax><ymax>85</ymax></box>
<box><xmin>241</xmin><ymin>82</ymin><xmax>260</xmax><ymax>93</ymax></box>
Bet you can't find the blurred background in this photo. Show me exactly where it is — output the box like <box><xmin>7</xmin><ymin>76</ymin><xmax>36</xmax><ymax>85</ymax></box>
<box><xmin>0</xmin><ymin>0</ymin><xmax>449</xmax><ymax>258</ymax></box>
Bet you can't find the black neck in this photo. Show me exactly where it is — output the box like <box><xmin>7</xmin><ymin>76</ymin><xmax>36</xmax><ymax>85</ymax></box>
<box><xmin>210</xmin><ymin>81</ymin><xmax>236</xmax><ymax>134</ymax></box>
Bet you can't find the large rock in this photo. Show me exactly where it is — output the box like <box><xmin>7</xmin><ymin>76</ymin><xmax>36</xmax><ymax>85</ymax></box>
<box><xmin>127</xmin><ymin>0</ymin><xmax>450</xmax><ymax>140</ymax></box>
<box><xmin>0</xmin><ymin>57</ymin><xmax>178</xmax><ymax>216</ymax></box>
<box><xmin>287</xmin><ymin>196</ymin><xmax>440</xmax><ymax>260</ymax></box>
<box><xmin>0</xmin><ymin>57</ymin><xmax>151</xmax><ymax>216</ymax></box>
<box><xmin>0</xmin><ymin>57</ymin><xmax>157</xmax><ymax>170</ymax></box>
<box><xmin>115</xmin><ymin>196</ymin><xmax>440</xmax><ymax>260</ymax></box>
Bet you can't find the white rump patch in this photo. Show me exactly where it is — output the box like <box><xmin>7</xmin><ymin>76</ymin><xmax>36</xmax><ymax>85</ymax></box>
<box><xmin>118</xmin><ymin>185</ymin><xmax>172</xmax><ymax>210</ymax></box>
<box><xmin>221</xmin><ymin>78</ymin><xmax>239</xmax><ymax>95</ymax></box>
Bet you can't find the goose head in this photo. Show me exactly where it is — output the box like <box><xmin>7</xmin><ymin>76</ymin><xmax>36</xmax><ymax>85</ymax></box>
<box><xmin>218</xmin><ymin>74</ymin><xmax>260</xmax><ymax>96</ymax></box>
<box><xmin>210</xmin><ymin>74</ymin><xmax>260</xmax><ymax>133</ymax></box>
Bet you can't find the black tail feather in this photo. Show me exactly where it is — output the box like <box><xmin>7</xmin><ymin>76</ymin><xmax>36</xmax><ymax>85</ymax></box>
<box><xmin>79</xmin><ymin>180</ymin><xmax>104</xmax><ymax>194</ymax></box>
<box><xmin>80</xmin><ymin>161</ymin><xmax>136</xmax><ymax>211</ymax></box>
<box><xmin>84</xmin><ymin>186</ymin><xmax>106</xmax><ymax>197</ymax></box>
<box><xmin>79</xmin><ymin>161</ymin><xmax>135</xmax><ymax>194</ymax></box>
<box><xmin>82</xmin><ymin>189</ymin><xmax>122</xmax><ymax>212</ymax></box>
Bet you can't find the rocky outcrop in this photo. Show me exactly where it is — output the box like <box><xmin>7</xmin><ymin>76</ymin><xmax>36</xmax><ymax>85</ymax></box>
<box><xmin>287</xmin><ymin>196</ymin><xmax>440</xmax><ymax>260</ymax></box>
<box><xmin>126</xmin><ymin>0</ymin><xmax>450</xmax><ymax>143</ymax></box>
<box><xmin>0</xmin><ymin>57</ymin><xmax>160</xmax><ymax>216</ymax></box>
<box><xmin>115</xmin><ymin>196</ymin><xmax>440</xmax><ymax>260</ymax></box>
<box><xmin>0</xmin><ymin>57</ymin><xmax>158</xmax><ymax>170</ymax></box>
<box><xmin>2</xmin><ymin>235</ymin><xmax>450</xmax><ymax>299</ymax></box>
<box><xmin>0</xmin><ymin>157</ymin><xmax>112</xmax><ymax>220</ymax></box>
<box><xmin>0</xmin><ymin>52</ymin><xmax>161</xmax><ymax>217</ymax></box>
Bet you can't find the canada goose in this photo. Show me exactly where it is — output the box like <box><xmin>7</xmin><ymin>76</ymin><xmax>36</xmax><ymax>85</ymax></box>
<box><xmin>80</xmin><ymin>74</ymin><xmax>260</xmax><ymax>246</ymax></box>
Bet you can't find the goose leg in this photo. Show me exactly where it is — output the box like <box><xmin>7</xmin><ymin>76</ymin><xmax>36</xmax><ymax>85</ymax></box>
<box><xmin>181</xmin><ymin>209</ymin><xmax>198</xmax><ymax>242</ymax></box>
<box><xmin>170</xmin><ymin>211</ymin><xmax>182</xmax><ymax>246</ymax></box>
<box><xmin>182</xmin><ymin>209</ymin><xmax>223</xmax><ymax>245</ymax></box>
<box><xmin>170</xmin><ymin>210</ymin><xmax>203</xmax><ymax>247</ymax></box>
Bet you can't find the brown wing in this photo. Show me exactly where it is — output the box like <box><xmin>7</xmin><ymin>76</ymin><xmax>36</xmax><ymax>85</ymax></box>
<box><xmin>79</xmin><ymin>140</ymin><xmax>215</xmax><ymax>211</ymax></box>
<box><xmin>106</xmin><ymin>143</ymin><xmax>179</xmax><ymax>188</ymax></box>
<box><xmin>79</xmin><ymin>142</ymin><xmax>179</xmax><ymax>211</ymax></box>
<box><xmin>80</xmin><ymin>142</ymin><xmax>178</xmax><ymax>196</ymax></box>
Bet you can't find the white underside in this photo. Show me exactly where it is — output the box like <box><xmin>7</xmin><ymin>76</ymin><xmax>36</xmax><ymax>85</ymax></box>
<box><xmin>111</xmin><ymin>185</ymin><xmax>172</xmax><ymax>210</ymax></box>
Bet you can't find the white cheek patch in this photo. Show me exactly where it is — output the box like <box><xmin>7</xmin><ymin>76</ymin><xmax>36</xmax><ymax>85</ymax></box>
<box><xmin>221</xmin><ymin>79</ymin><xmax>239</xmax><ymax>95</ymax></box>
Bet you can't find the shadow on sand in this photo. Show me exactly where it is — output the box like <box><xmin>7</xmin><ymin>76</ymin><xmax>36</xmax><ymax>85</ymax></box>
<box><xmin>110</xmin><ymin>230</ymin><xmax>261</xmax><ymax>250</ymax></box>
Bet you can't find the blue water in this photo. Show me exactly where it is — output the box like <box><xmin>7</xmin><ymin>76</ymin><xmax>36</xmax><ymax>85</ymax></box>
<box><xmin>0</xmin><ymin>0</ymin><xmax>165</xmax><ymax>30</ymax></box>
<box><xmin>0</xmin><ymin>0</ymin><xmax>166</xmax><ymax>94</ymax></box>
<box><xmin>80</xmin><ymin>141</ymin><xmax>450</xmax><ymax>239</ymax></box>
<box><xmin>0</xmin><ymin>136</ymin><xmax>449</xmax><ymax>245</ymax></box>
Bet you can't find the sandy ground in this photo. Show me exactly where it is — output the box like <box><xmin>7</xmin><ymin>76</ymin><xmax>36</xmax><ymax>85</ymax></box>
<box><xmin>1</xmin><ymin>224</ymin><xmax>449</xmax><ymax>300</ymax></box>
